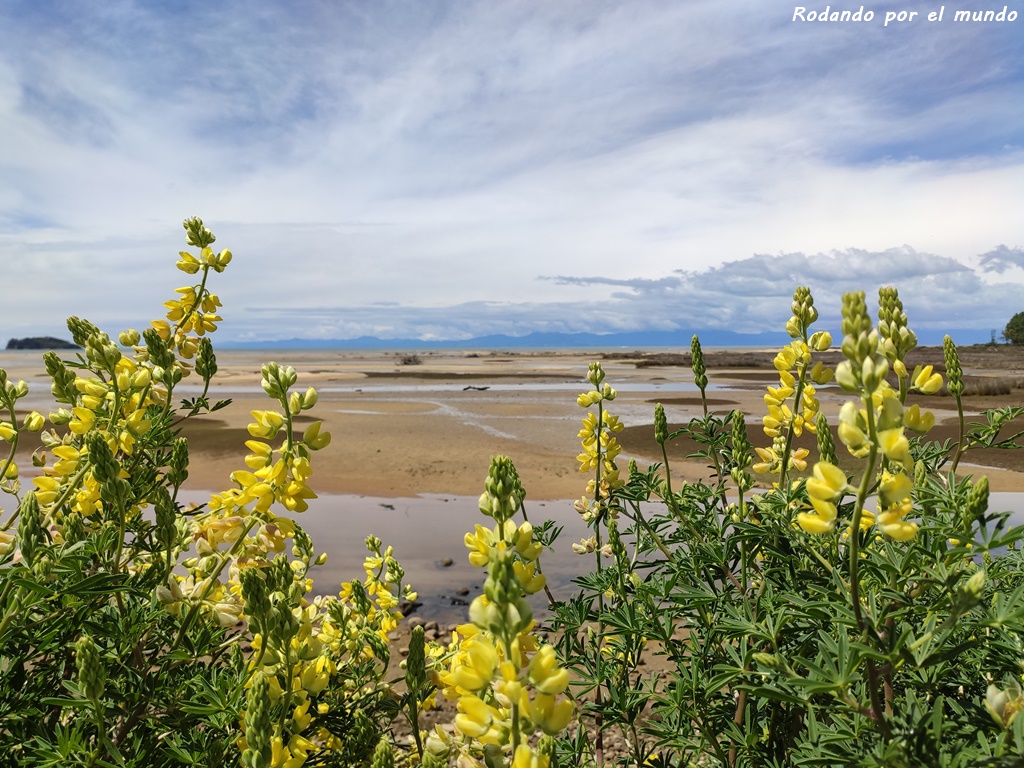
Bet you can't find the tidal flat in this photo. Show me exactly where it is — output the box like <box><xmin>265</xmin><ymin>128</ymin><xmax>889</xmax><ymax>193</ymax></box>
<box><xmin>3</xmin><ymin>345</ymin><xmax>1023</xmax><ymax>620</ymax></box>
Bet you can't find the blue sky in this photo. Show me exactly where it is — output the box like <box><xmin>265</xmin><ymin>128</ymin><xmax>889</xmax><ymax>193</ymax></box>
<box><xmin>2</xmin><ymin>0</ymin><xmax>1022</xmax><ymax>344</ymax></box>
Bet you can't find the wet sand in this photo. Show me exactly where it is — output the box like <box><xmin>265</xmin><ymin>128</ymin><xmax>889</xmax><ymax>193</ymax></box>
<box><xmin>3</xmin><ymin>345</ymin><xmax>1023</xmax><ymax>620</ymax></box>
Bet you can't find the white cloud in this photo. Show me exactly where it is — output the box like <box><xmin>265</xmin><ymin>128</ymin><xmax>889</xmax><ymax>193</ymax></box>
<box><xmin>0</xmin><ymin>1</ymin><xmax>1021</xmax><ymax>343</ymax></box>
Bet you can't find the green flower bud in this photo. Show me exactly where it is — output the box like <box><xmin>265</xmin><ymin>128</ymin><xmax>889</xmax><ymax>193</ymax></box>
<box><xmin>731</xmin><ymin>410</ymin><xmax>752</xmax><ymax>470</ymax></box>
<box><xmin>877</xmin><ymin>286</ymin><xmax>917</xmax><ymax>362</ymax></box>
<box><xmin>963</xmin><ymin>568</ymin><xmax>986</xmax><ymax>601</ymax></box>
<box><xmin>371</xmin><ymin>735</ymin><xmax>394</xmax><ymax>768</ymax></box>
<box><xmin>43</xmin><ymin>352</ymin><xmax>77</xmax><ymax>404</ymax></box>
<box><xmin>143</xmin><ymin>327</ymin><xmax>175</xmax><ymax>369</ymax></box>
<box><xmin>243</xmin><ymin>671</ymin><xmax>273</xmax><ymax>768</ymax></box>
<box><xmin>816</xmin><ymin>413</ymin><xmax>837</xmax><ymax>466</ymax></box>
<box><xmin>654</xmin><ymin>403</ymin><xmax>668</xmax><ymax>446</ymax></box>
<box><xmin>66</xmin><ymin>316</ymin><xmax>101</xmax><ymax>349</ymax></box>
<box><xmin>840</xmin><ymin>291</ymin><xmax>871</xmax><ymax>342</ymax></box>
<box><xmin>607</xmin><ymin>518</ymin><xmax>626</xmax><ymax>562</ymax></box>
<box><xmin>196</xmin><ymin>337</ymin><xmax>217</xmax><ymax>381</ymax></box>
<box><xmin>364</xmin><ymin>629</ymin><xmax>390</xmax><ymax>665</ymax></box>
<box><xmin>691</xmin><ymin>335</ymin><xmax>708</xmax><ymax>390</ymax></box>
<box><xmin>75</xmin><ymin>633</ymin><xmax>106</xmax><ymax>706</ymax></box>
<box><xmin>118</xmin><ymin>329</ymin><xmax>141</xmax><ymax>347</ymax></box>
<box><xmin>22</xmin><ymin>411</ymin><xmax>44</xmax><ymax>432</ymax></box>
<box><xmin>168</xmin><ymin>437</ymin><xmax>190</xmax><ymax>487</ymax></box>
<box><xmin>153</xmin><ymin>485</ymin><xmax>177</xmax><ymax>553</ymax></box>
<box><xmin>406</xmin><ymin>625</ymin><xmax>426</xmax><ymax>691</ymax></box>
<box><xmin>162</xmin><ymin>364</ymin><xmax>183</xmax><ymax>386</ymax></box>
<box><xmin>17</xmin><ymin>493</ymin><xmax>45</xmax><ymax>567</ymax></box>
<box><xmin>64</xmin><ymin>512</ymin><xmax>86</xmax><ymax>545</ymax></box>
<box><xmin>183</xmin><ymin>216</ymin><xmax>216</xmax><ymax>248</ymax></box>
<box><xmin>480</xmin><ymin>455</ymin><xmax>523</xmax><ymax>524</ymax></box>
<box><xmin>86</xmin><ymin>432</ymin><xmax>119</xmax><ymax>484</ymax></box>
<box><xmin>301</xmin><ymin>386</ymin><xmax>318</xmax><ymax>409</ymax></box>
<box><xmin>943</xmin><ymin>335</ymin><xmax>964</xmax><ymax>397</ymax></box>
<box><xmin>539</xmin><ymin>735</ymin><xmax>558</xmax><ymax>768</ymax></box>
<box><xmin>788</xmin><ymin>286</ymin><xmax>818</xmax><ymax>338</ymax></box>
<box><xmin>964</xmin><ymin>476</ymin><xmax>989</xmax><ymax>530</ymax></box>
<box><xmin>351</xmin><ymin>709</ymin><xmax>376</xmax><ymax>759</ymax></box>
<box><xmin>752</xmin><ymin>652</ymin><xmax>781</xmax><ymax>670</ymax></box>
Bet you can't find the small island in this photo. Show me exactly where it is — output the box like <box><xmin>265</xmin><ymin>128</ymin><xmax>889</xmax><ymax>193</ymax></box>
<box><xmin>5</xmin><ymin>336</ymin><xmax>80</xmax><ymax>350</ymax></box>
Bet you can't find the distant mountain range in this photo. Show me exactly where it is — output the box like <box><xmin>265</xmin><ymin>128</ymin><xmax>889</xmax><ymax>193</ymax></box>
<box><xmin>217</xmin><ymin>327</ymin><xmax>992</xmax><ymax>350</ymax></box>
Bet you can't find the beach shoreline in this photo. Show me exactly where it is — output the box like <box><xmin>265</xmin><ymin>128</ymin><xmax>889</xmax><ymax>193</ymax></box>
<box><xmin>3</xmin><ymin>345</ymin><xmax>1023</xmax><ymax>623</ymax></box>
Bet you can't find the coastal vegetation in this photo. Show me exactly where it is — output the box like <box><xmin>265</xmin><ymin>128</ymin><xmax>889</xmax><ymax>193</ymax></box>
<box><xmin>1004</xmin><ymin>311</ymin><xmax>1024</xmax><ymax>346</ymax></box>
<box><xmin>0</xmin><ymin>219</ymin><xmax>1022</xmax><ymax>767</ymax></box>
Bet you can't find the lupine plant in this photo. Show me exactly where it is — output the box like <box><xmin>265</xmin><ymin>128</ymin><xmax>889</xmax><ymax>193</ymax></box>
<box><xmin>3</xmin><ymin>222</ymin><xmax>1023</xmax><ymax>768</ymax></box>
<box><xmin>415</xmin><ymin>456</ymin><xmax>573</xmax><ymax>768</ymax></box>
<box><xmin>547</xmin><ymin>286</ymin><xmax>1024</xmax><ymax>767</ymax></box>
<box><xmin>0</xmin><ymin>219</ymin><xmax>419</xmax><ymax>766</ymax></box>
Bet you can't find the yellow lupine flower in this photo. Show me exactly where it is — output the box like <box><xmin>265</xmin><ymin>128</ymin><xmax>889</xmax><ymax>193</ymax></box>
<box><xmin>23</xmin><ymin>411</ymin><xmax>45</xmax><ymax>432</ymax></box>
<box><xmin>176</xmin><ymin>251</ymin><xmax>201</xmax><ymax>274</ymax></box>
<box><xmin>302</xmin><ymin>421</ymin><xmax>331</xmax><ymax>450</ymax></box>
<box><xmin>789</xmin><ymin>447</ymin><xmax>809</xmax><ymax>472</ymax></box>
<box><xmin>764</xmin><ymin>384</ymin><xmax>794</xmax><ymax>407</ymax></box>
<box><xmin>195</xmin><ymin>313</ymin><xmax>221</xmax><ymax>335</ymax></box>
<box><xmin>797</xmin><ymin>502</ymin><xmax>836</xmax><ymax>535</ymax></box>
<box><xmin>454</xmin><ymin>694</ymin><xmax>499</xmax><ymax>738</ymax></box>
<box><xmin>288</xmin><ymin>734</ymin><xmax>315</xmax><ymax>762</ymax></box>
<box><xmin>904</xmin><ymin>404</ymin><xmax>935</xmax><ymax>434</ymax></box>
<box><xmin>256</xmin><ymin>458</ymin><xmax>287</xmax><ymax>485</ymax></box>
<box><xmin>809</xmin><ymin>360</ymin><xmax>834</xmax><ymax>385</ymax></box>
<box><xmin>527</xmin><ymin>645</ymin><xmax>568</xmax><ymax>695</ymax></box>
<box><xmin>774</xmin><ymin>346</ymin><xmax>797</xmax><ymax>371</ymax></box>
<box><xmin>71</xmin><ymin>483</ymin><xmax>101</xmax><ymax>520</ymax></box>
<box><xmin>514</xmin><ymin>522</ymin><xmax>542</xmax><ymax>561</ymax></box>
<box><xmin>526</xmin><ymin>691</ymin><xmax>574</xmax><ymax>736</ymax></box>
<box><xmin>281</xmin><ymin>480</ymin><xmax>316</xmax><ymax>513</ymax></box>
<box><xmin>151</xmin><ymin>319</ymin><xmax>172</xmax><ymax>341</ymax></box>
<box><xmin>878</xmin><ymin>504</ymin><xmax>918</xmax><ymax>541</ymax></box>
<box><xmin>68</xmin><ymin>407</ymin><xmax>97</xmax><ymax>435</ymax></box>
<box><xmin>877</xmin><ymin>427</ymin><xmax>912</xmax><ymax>469</ymax></box>
<box><xmin>512</xmin><ymin>744</ymin><xmax>550</xmax><ymax>768</ymax></box>
<box><xmin>465</xmin><ymin>524</ymin><xmax>494</xmax><ymax>567</ymax></box>
<box><xmin>806</xmin><ymin>462</ymin><xmax>848</xmax><ymax>501</ymax></box>
<box><xmin>290</xmin><ymin>456</ymin><xmax>312</xmax><ymax>482</ymax></box>
<box><xmin>292</xmin><ymin>696</ymin><xmax>312</xmax><ymax>731</ymax></box>
<box><xmin>201</xmin><ymin>292</ymin><xmax>222</xmax><ymax>312</ymax></box>
<box><xmin>248</xmin><ymin>410</ymin><xmax>284</xmax><ymax>439</ymax></box>
<box><xmin>911</xmin><ymin>365</ymin><xmax>943</xmax><ymax>394</ymax></box>
<box><xmin>453</xmin><ymin>635</ymin><xmax>499</xmax><ymax>692</ymax></box>
<box><xmin>33</xmin><ymin>476</ymin><xmax>60</xmax><ymax>505</ymax></box>
<box><xmin>126</xmin><ymin>410</ymin><xmax>152</xmax><ymax>436</ymax></box>
<box><xmin>878</xmin><ymin>471</ymin><xmax>913</xmax><ymax>507</ymax></box>
<box><xmin>51</xmin><ymin>445</ymin><xmax>81</xmax><ymax>476</ymax></box>
<box><xmin>513</xmin><ymin>561</ymin><xmax>546</xmax><ymax>595</ymax></box>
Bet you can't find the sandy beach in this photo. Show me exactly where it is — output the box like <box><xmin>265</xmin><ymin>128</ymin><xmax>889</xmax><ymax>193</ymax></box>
<box><xmin>116</xmin><ymin>346</ymin><xmax>1024</xmax><ymax>494</ymax></box>
<box><xmin>3</xmin><ymin>344</ymin><xmax>1024</xmax><ymax>620</ymax></box>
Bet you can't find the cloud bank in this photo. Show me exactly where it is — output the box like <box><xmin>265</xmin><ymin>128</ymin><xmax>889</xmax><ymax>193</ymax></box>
<box><xmin>0</xmin><ymin>1</ymin><xmax>1021</xmax><ymax>343</ymax></box>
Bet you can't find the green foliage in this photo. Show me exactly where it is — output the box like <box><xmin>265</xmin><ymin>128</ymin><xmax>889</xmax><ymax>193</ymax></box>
<box><xmin>547</xmin><ymin>287</ymin><xmax>1024</xmax><ymax>767</ymax></box>
<box><xmin>0</xmin><ymin>219</ymin><xmax>418</xmax><ymax>766</ymax></box>
<box><xmin>1004</xmin><ymin>311</ymin><xmax>1024</xmax><ymax>345</ymax></box>
<box><xmin>3</xmin><ymin>222</ymin><xmax>1024</xmax><ymax>768</ymax></box>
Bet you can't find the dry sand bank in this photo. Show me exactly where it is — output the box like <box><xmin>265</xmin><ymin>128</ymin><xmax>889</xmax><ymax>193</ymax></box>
<box><xmin>3</xmin><ymin>346</ymin><xmax>1024</xmax><ymax>498</ymax></box>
